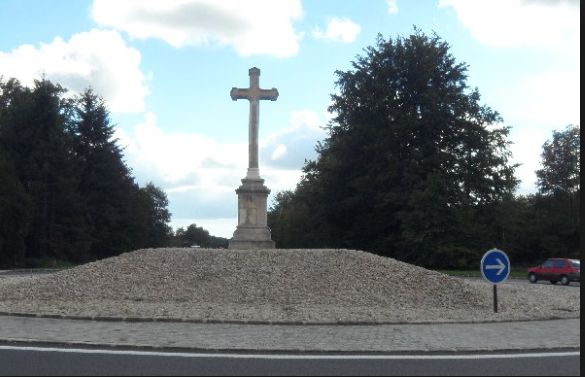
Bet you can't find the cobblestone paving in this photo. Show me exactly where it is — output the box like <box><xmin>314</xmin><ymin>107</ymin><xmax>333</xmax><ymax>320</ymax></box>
<box><xmin>0</xmin><ymin>315</ymin><xmax>579</xmax><ymax>353</ymax></box>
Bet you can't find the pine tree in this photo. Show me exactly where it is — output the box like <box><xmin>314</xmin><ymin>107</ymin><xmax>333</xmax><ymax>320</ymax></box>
<box><xmin>2</xmin><ymin>78</ymin><xmax>178</xmax><ymax>264</ymax></box>
<box><xmin>73</xmin><ymin>89</ymin><xmax>137</xmax><ymax>259</ymax></box>
<box><xmin>0</xmin><ymin>144</ymin><xmax>32</xmax><ymax>268</ymax></box>
<box><xmin>0</xmin><ymin>78</ymin><xmax>91</xmax><ymax>263</ymax></box>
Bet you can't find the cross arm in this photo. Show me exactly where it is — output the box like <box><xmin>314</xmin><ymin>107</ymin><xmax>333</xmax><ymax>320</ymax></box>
<box><xmin>258</xmin><ymin>88</ymin><xmax>279</xmax><ymax>102</ymax></box>
<box><xmin>231</xmin><ymin>88</ymin><xmax>249</xmax><ymax>101</ymax></box>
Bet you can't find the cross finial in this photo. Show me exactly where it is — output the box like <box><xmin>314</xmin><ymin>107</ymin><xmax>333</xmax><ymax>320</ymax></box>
<box><xmin>231</xmin><ymin>68</ymin><xmax>279</xmax><ymax>103</ymax></box>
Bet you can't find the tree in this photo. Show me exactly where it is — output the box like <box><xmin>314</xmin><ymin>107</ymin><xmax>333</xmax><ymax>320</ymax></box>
<box><xmin>144</xmin><ymin>183</ymin><xmax>173</xmax><ymax>247</ymax></box>
<box><xmin>537</xmin><ymin>125</ymin><xmax>580</xmax><ymax>196</ymax></box>
<box><xmin>270</xmin><ymin>30</ymin><xmax>519</xmax><ymax>268</ymax></box>
<box><xmin>533</xmin><ymin>125</ymin><xmax>580</xmax><ymax>257</ymax></box>
<box><xmin>268</xmin><ymin>188</ymin><xmax>326</xmax><ymax>249</ymax></box>
<box><xmin>72</xmin><ymin>89</ymin><xmax>137</xmax><ymax>259</ymax></box>
<box><xmin>173</xmin><ymin>225</ymin><xmax>210</xmax><ymax>248</ymax></box>
<box><xmin>1</xmin><ymin>77</ymin><xmax>178</xmax><ymax>264</ymax></box>
<box><xmin>0</xmin><ymin>144</ymin><xmax>32</xmax><ymax>267</ymax></box>
<box><xmin>128</xmin><ymin>183</ymin><xmax>173</xmax><ymax>249</ymax></box>
<box><xmin>170</xmin><ymin>224</ymin><xmax>229</xmax><ymax>249</ymax></box>
<box><xmin>536</xmin><ymin>124</ymin><xmax>580</xmax><ymax>231</ymax></box>
<box><xmin>0</xmin><ymin>78</ymin><xmax>91</xmax><ymax>263</ymax></box>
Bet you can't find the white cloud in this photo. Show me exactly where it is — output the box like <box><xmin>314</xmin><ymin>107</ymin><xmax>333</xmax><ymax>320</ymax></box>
<box><xmin>439</xmin><ymin>0</ymin><xmax>580</xmax><ymax>49</ymax></box>
<box><xmin>116</xmin><ymin>110</ymin><xmax>325</xmax><ymax>186</ymax></box>
<box><xmin>0</xmin><ymin>30</ymin><xmax>149</xmax><ymax>114</ymax></box>
<box><xmin>261</xmin><ymin>110</ymin><xmax>327</xmax><ymax>169</ymax></box>
<box><xmin>313</xmin><ymin>18</ymin><xmax>361</xmax><ymax>43</ymax></box>
<box><xmin>92</xmin><ymin>0</ymin><xmax>304</xmax><ymax>58</ymax></box>
<box><xmin>503</xmin><ymin>70</ymin><xmax>580</xmax><ymax>194</ymax></box>
<box><xmin>510</xmin><ymin>128</ymin><xmax>549</xmax><ymax>194</ymax></box>
<box><xmin>115</xmin><ymin>112</ymin><xmax>247</xmax><ymax>184</ymax></box>
<box><xmin>512</xmin><ymin>71</ymin><xmax>581</xmax><ymax>127</ymax></box>
<box><xmin>271</xmin><ymin>145</ymin><xmax>288</xmax><ymax>161</ymax></box>
<box><xmin>116</xmin><ymin>110</ymin><xmax>326</xmax><ymax>235</ymax></box>
<box><xmin>115</xmin><ymin>112</ymin><xmax>245</xmax><ymax>235</ymax></box>
<box><xmin>387</xmin><ymin>0</ymin><xmax>399</xmax><ymax>14</ymax></box>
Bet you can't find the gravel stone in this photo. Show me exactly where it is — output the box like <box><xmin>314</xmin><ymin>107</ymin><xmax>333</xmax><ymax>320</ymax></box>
<box><xmin>0</xmin><ymin>249</ymin><xmax>579</xmax><ymax>324</ymax></box>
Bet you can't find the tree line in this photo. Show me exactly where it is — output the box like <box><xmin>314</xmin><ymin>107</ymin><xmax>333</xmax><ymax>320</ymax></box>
<box><xmin>1</xmin><ymin>30</ymin><xmax>579</xmax><ymax>270</ymax></box>
<box><xmin>169</xmin><ymin>224</ymin><xmax>229</xmax><ymax>249</ymax></box>
<box><xmin>268</xmin><ymin>31</ymin><xmax>580</xmax><ymax>269</ymax></box>
<box><xmin>0</xmin><ymin>78</ymin><xmax>177</xmax><ymax>268</ymax></box>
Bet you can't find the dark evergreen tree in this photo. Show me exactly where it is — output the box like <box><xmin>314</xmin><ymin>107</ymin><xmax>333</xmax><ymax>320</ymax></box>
<box><xmin>0</xmin><ymin>78</ymin><xmax>91</xmax><ymax>263</ymax></box>
<box><xmin>0</xmin><ymin>144</ymin><xmax>32</xmax><ymax>268</ymax></box>
<box><xmin>127</xmin><ymin>183</ymin><xmax>173</xmax><ymax>249</ymax></box>
<box><xmin>1</xmin><ymin>78</ymin><xmax>178</xmax><ymax>265</ymax></box>
<box><xmin>72</xmin><ymin>89</ymin><xmax>137</xmax><ymax>259</ymax></box>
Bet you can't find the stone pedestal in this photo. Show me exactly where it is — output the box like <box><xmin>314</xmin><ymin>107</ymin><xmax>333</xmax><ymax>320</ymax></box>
<box><xmin>229</xmin><ymin>173</ymin><xmax>276</xmax><ymax>250</ymax></box>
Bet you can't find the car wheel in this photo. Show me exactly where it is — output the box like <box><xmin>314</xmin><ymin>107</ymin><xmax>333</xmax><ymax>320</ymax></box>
<box><xmin>561</xmin><ymin>276</ymin><xmax>570</xmax><ymax>286</ymax></box>
<box><xmin>529</xmin><ymin>274</ymin><xmax>538</xmax><ymax>284</ymax></box>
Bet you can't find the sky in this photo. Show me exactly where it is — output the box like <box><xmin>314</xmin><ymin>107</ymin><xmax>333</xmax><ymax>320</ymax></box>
<box><xmin>0</xmin><ymin>0</ymin><xmax>580</xmax><ymax>238</ymax></box>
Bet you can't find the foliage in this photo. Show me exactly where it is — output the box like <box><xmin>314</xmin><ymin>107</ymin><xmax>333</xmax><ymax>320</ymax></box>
<box><xmin>170</xmin><ymin>224</ymin><xmax>229</xmax><ymax>249</ymax></box>
<box><xmin>0</xmin><ymin>77</ymin><xmax>177</xmax><ymax>267</ymax></box>
<box><xmin>0</xmin><ymin>144</ymin><xmax>32</xmax><ymax>267</ymax></box>
<box><xmin>267</xmin><ymin>30</ymin><xmax>580</xmax><ymax>268</ymax></box>
<box><xmin>530</xmin><ymin>125</ymin><xmax>581</xmax><ymax>260</ymax></box>
<box><xmin>132</xmin><ymin>183</ymin><xmax>174</xmax><ymax>249</ymax></box>
<box><xmin>0</xmin><ymin>78</ymin><xmax>92</xmax><ymax>262</ymax></box>
<box><xmin>537</xmin><ymin>125</ymin><xmax>580</xmax><ymax>195</ymax></box>
<box><xmin>72</xmin><ymin>89</ymin><xmax>138</xmax><ymax>258</ymax></box>
<box><xmin>270</xmin><ymin>30</ymin><xmax>520</xmax><ymax>269</ymax></box>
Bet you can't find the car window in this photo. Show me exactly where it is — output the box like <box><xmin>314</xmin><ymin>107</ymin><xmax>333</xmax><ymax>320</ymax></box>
<box><xmin>572</xmin><ymin>261</ymin><xmax>580</xmax><ymax>269</ymax></box>
<box><xmin>555</xmin><ymin>260</ymin><xmax>567</xmax><ymax>268</ymax></box>
<box><xmin>543</xmin><ymin>261</ymin><xmax>555</xmax><ymax>268</ymax></box>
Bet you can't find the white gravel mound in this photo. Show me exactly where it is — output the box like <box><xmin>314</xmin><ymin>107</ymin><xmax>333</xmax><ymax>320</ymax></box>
<box><xmin>0</xmin><ymin>249</ymin><xmax>580</xmax><ymax>324</ymax></box>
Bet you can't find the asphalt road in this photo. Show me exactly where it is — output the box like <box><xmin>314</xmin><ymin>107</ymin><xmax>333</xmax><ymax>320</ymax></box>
<box><xmin>515</xmin><ymin>278</ymin><xmax>580</xmax><ymax>288</ymax></box>
<box><xmin>462</xmin><ymin>277</ymin><xmax>580</xmax><ymax>288</ymax></box>
<box><xmin>0</xmin><ymin>271</ymin><xmax>61</xmax><ymax>278</ymax></box>
<box><xmin>0</xmin><ymin>271</ymin><xmax>579</xmax><ymax>375</ymax></box>
<box><xmin>0</xmin><ymin>346</ymin><xmax>580</xmax><ymax>376</ymax></box>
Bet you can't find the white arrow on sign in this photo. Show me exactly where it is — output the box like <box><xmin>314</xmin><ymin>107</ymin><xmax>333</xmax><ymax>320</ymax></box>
<box><xmin>486</xmin><ymin>258</ymin><xmax>506</xmax><ymax>276</ymax></box>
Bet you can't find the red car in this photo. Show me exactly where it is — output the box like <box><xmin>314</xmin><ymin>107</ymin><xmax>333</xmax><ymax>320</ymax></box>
<box><xmin>528</xmin><ymin>258</ymin><xmax>580</xmax><ymax>286</ymax></box>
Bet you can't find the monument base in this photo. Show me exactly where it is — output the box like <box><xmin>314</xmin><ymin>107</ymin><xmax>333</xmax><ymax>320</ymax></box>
<box><xmin>228</xmin><ymin>176</ymin><xmax>276</xmax><ymax>250</ymax></box>
<box><xmin>229</xmin><ymin>240</ymin><xmax>276</xmax><ymax>250</ymax></box>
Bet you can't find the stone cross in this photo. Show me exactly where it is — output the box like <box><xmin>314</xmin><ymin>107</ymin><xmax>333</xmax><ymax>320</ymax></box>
<box><xmin>231</xmin><ymin>67</ymin><xmax>278</xmax><ymax>180</ymax></box>
<box><xmin>228</xmin><ymin>67</ymin><xmax>278</xmax><ymax>250</ymax></box>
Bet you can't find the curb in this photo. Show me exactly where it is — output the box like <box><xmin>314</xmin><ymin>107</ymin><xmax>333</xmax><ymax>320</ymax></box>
<box><xmin>0</xmin><ymin>312</ymin><xmax>579</xmax><ymax>327</ymax></box>
<box><xmin>1</xmin><ymin>315</ymin><xmax>579</xmax><ymax>353</ymax></box>
<box><xmin>0</xmin><ymin>269</ymin><xmax>64</xmax><ymax>274</ymax></box>
<box><xmin>0</xmin><ymin>339</ymin><xmax>580</xmax><ymax>355</ymax></box>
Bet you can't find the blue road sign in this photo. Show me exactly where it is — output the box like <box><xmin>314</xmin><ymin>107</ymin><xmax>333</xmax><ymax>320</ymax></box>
<box><xmin>481</xmin><ymin>249</ymin><xmax>511</xmax><ymax>285</ymax></box>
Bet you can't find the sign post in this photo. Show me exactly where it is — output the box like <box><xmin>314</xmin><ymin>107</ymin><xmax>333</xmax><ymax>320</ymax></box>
<box><xmin>481</xmin><ymin>249</ymin><xmax>511</xmax><ymax>313</ymax></box>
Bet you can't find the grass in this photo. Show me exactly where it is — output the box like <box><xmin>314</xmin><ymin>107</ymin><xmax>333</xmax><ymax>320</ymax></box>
<box><xmin>18</xmin><ymin>258</ymin><xmax>77</xmax><ymax>271</ymax></box>
<box><xmin>439</xmin><ymin>270</ymin><xmax>528</xmax><ymax>279</ymax></box>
